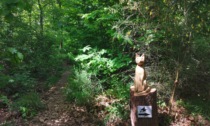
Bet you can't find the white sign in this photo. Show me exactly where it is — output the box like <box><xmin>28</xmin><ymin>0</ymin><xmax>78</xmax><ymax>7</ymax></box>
<box><xmin>137</xmin><ymin>106</ymin><xmax>152</xmax><ymax>118</ymax></box>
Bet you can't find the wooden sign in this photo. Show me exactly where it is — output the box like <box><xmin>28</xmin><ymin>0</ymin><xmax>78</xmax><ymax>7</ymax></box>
<box><xmin>137</xmin><ymin>106</ymin><xmax>152</xmax><ymax>118</ymax></box>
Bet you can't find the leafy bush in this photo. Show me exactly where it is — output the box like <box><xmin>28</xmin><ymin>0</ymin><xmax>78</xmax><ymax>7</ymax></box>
<box><xmin>75</xmin><ymin>46</ymin><xmax>131</xmax><ymax>74</ymax></box>
<box><xmin>12</xmin><ymin>92</ymin><xmax>44</xmax><ymax>118</ymax></box>
<box><xmin>0</xmin><ymin>95</ymin><xmax>11</xmax><ymax>108</ymax></box>
<box><xmin>103</xmin><ymin>75</ymin><xmax>130</xmax><ymax>124</ymax></box>
<box><xmin>65</xmin><ymin>46</ymin><xmax>132</xmax><ymax>122</ymax></box>
<box><xmin>65</xmin><ymin>68</ymin><xmax>103</xmax><ymax>106</ymax></box>
<box><xmin>106</xmin><ymin>76</ymin><xmax>130</xmax><ymax>100</ymax></box>
<box><xmin>0</xmin><ymin>69</ymin><xmax>36</xmax><ymax>98</ymax></box>
<box><xmin>10</xmin><ymin>71</ymin><xmax>35</xmax><ymax>93</ymax></box>
<box><xmin>178</xmin><ymin>98</ymin><xmax>210</xmax><ymax>120</ymax></box>
<box><xmin>0</xmin><ymin>73</ymin><xmax>10</xmax><ymax>90</ymax></box>
<box><xmin>75</xmin><ymin>45</ymin><xmax>131</xmax><ymax>89</ymax></box>
<box><xmin>104</xmin><ymin>100</ymin><xmax>129</xmax><ymax>125</ymax></box>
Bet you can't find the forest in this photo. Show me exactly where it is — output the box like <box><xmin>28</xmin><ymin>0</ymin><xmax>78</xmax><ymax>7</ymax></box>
<box><xmin>0</xmin><ymin>0</ymin><xmax>210</xmax><ymax>125</ymax></box>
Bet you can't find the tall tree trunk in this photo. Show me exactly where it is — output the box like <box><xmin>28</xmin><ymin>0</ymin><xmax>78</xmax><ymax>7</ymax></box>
<box><xmin>38</xmin><ymin>0</ymin><xmax>44</xmax><ymax>36</ymax></box>
<box><xmin>29</xmin><ymin>11</ymin><xmax>32</xmax><ymax>27</ymax></box>
<box><xmin>57</xmin><ymin>0</ymin><xmax>63</xmax><ymax>49</ymax></box>
<box><xmin>57</xmin><ymin>0</ymin><xmax>62</xmax><ymax>8</ymax></box>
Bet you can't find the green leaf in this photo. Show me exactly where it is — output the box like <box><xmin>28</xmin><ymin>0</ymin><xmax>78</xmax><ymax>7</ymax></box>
<box><xmin>75</xmin><ymin>54</ymin><xmax>94</xmax><ymax>61</ymax></box>
<box><xmin>8</xmin><ymin>48</ymin><xmax>17</xmax><ymax>54</ymax></box>
<box><xmin>126</xmin><ymin>37</ymin><xmax>133</xmax><ymax>45</ymax></box>
<box><xmin>81</xmin><ymin>45</ymin><xmax>92</xmax><ymax>52</ymax></box>
<box><xmin>0</xmin><ymin>65</ymin><xmax>3</xmax><ymax>71</ymax></box>
<box><xmin>17</xmin><ymin>52</ymin><xmax>24</xmax><ymax>61</ymax></box>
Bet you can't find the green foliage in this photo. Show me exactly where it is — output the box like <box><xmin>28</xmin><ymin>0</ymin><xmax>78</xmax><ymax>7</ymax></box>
<box><xmin>7</xmin><ymin>47</ymin><xmax>24</xmax><ymax>63</ymax></box>
<box><xmin>12</xmin><ymin>92</ymin><xmax>44</xmax><ymax>118</ymax></box>
<box><xmin>0</xmin><ymin>73</ymin><xmax>10</xmax><ymax>90</ymax></box>
<box><xmin>157</xmin><ymin>100</ymin><xmax>167</xmax><ymax>108</ymax></box>
<box><xmin>104</xmin><ymin>79</ymin><xmax>130</xmax><ymax>125</ymax></box>
<box><xmin>178</xmin><ymin>98</ymin><xmax>210</xmax><ymax>120</ymax></box>
<box><xmin>158</xmin><ymin>113</ymin><xmax>173</xmax><ymax>126</ymax></box>
<box><xmin>76</xmin><ymin>45</ymin><xmax>131</xmax><ymax>75</ymax></box>
<box><xmin>65</xmin><ymin>45</ymin><xmax>132</xmax><ymax>125</ymax></box>
<box><xmin>106</xmin><ymin>76</ymin><xmax>130</xmax><ymax>100</ymax></box>
<box><xmin>105</xmin><ymin>101</ymin><xmax>129</xmax><ymax>125</ymax></box>
<box><xmin>61</xmin><ymin>0</ymin><xmax>118</xmax><ymax>49</ymax></box>
<box><xmin>8</xmin><ymin>71</ymin><xmax>35</xmax><ymax>94</ymax></box>
<box><xmin>0</xmin><ymin>95</ymin><xmax>11</xmax><ymax>108</ymax></box>
<box><xmin>74</xmin><ymin>46</ymin><xmax>131</xmax><ymax>90</ymax></box>
<box><xmin>66</xmin><ymin>52</ymin><xmax>76</xmax><ymax>64</ymax></box>
<box><xmin>109</xmin><ymin>0</ymin><xmax>210</xmax><ymax>103</ymax></box>
<box><xmin>65</xmin><ymin>68</ymin><xmax>103</xmax><ymax>106</ymax></box>
<box><xmin>75</xmin><ymin>46</ymin><xmax>110</xmax><ymax>74</ymax></box>
<box><xmin>0</xmin><ymin>68</ymin><xmax>36</xmax><ymax>100</ymax></box>
<box><xmin>0</xmin><ymin>0</ymin><xmax>209</xmax><ymax>123</ymax></box>
<box><xmin>65</xmin><ymin>44</ymin><xmax>132</xmax><ymax>106</ymax></box>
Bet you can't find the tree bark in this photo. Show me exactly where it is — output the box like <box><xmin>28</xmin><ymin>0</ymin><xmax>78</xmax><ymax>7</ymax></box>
<box><xmin>169</xmin><ymin>69</ymin><xmax>179</xmax><ymax>114</ymax></box>
<box><xmin>38</xmin><ymin>0</ymin><xmax>44</xmax><ymax>35</ymax></box>
<box><xmin>130</xmin><ymin>86</ymin><xmax>158</xmax><ymax>126</ymax></box>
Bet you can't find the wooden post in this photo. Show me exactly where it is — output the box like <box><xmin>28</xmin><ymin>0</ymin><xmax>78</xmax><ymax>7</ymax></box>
<box><xmin>130</xmin><ymin>86</ymin><xmax>158</xmax><ymax>126</ymax></box>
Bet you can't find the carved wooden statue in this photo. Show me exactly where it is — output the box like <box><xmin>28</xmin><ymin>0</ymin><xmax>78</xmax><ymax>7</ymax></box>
<box><xmin>133</xmin><ymin>53</ymin><xmax>151</xmax><ymax>96</ymax></box>
<box><xmin>130</xmin><ymin>53</ymin><xmax>158</xmax><ymax>126</ymax></box>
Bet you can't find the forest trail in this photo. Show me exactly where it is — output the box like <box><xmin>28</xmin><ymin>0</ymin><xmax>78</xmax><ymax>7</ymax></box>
<box><xmin>22</xmin><ymin>70</ymin><xmax>100</xmax><ymax>126</ymax></box>
<box><xmin>4</xmin><ymin>69</ymin><xmax>209</xmax><ymax>126</ymax></box>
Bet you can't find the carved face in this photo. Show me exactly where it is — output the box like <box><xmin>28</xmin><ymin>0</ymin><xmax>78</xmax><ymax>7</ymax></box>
<box><xmin>135</xmin><ymin>53</ymin><xmax>145</xmax><ymax>66</ymax></box>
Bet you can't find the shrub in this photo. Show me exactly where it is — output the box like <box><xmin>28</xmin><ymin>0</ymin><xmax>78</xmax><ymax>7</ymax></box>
<box><xmin>178</xmin><ymin>98</ymin><xmax>210</xmax><ymax>120</ymax></box>
<box><xmin>106</xmin><ymin>76</ymin><xmax>130</xmax><ymax>100</ymax></box>
<box><xmin>75</xmin><ymin>45</ymin><xmax>131</xmax><ymax>88</ymax></box>
<box><xmin>0</xmin><ymin>95</ymin><xmax>11</xmax><ymax>108</ymax></box>
<box><xmin>64</xmin><ymin>68</ymin><xmax>103</xmax><ymax>106</ymax></box>
<box><xmin>0</xmin><ymin>69</ymin><xmax>36</xmax><ymax>97</ymax></box>
<box><xmin>12</xmin><ymin>92</ymin><xmax>44</xmax><ymax>118</ymax></box>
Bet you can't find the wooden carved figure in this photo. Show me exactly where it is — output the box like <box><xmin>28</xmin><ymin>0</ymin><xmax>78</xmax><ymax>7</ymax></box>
<box><xmin>130</xmin><ymin>53</ymin><xmax>158</xmax><ymax>126</ymax></box>
<box><xmin>134</xmin><ymin>53</ymin><xmax>151</xmax><ymax>96</ymax></box>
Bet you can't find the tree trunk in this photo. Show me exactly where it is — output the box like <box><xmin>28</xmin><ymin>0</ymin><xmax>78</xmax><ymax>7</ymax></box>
<box><xmin>169</xmin><ymin>69</ymin><xmax>179</xmax><ymax>114</ymax></box>
<box><xmin>130</xmin><ymin>86</ymin><xmax>158</xmax><ymax>126</ymax></box>
<box><xmin>38</xmin><ymin>0</ymin><xmax>44</xmax><ymax>35</ymax></box>
<box><xmin>28</xmin><ymin>11</ymin><xmax>32</xmax><ymax>27</ymax></box>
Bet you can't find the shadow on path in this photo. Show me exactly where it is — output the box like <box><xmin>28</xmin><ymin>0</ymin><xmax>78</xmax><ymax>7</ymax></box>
<box><xmin>23</xmin><ymin>71</ymin><xmax>101</xmax><ymax>126</ymax></box>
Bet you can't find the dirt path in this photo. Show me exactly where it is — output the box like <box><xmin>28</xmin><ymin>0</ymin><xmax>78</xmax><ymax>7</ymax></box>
<box><xmin>23</xmin><ymin>71</ymin><xmax>100</xmax><ymax>126</ymax></box>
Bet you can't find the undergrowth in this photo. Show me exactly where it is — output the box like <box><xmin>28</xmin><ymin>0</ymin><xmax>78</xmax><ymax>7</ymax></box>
<box><xmin>11</xmin><ymin>92</ymin><xmax>44</xmax><ymax>118</ymax></box>
<box><xmin>178</xmin><ymin>98</ymin><xmax>210</xmax><ymax>121</ymax></box>
<box><xmin>64</xmin><ymin>68</ymin><xmax>103</xmax><ymax>106</ymax></box>
<box><xmin>64</xmin><ymin>46</ymin><xmax>132</xmax><ymax>124</ymax></box>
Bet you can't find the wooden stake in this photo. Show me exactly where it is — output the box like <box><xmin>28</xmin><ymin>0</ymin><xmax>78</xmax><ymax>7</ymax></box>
<box><xmin>169</xmin><ymin>69</ymin><xmax>179</xmax><ymax>114</ymax></box>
